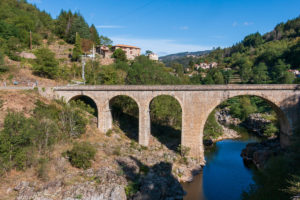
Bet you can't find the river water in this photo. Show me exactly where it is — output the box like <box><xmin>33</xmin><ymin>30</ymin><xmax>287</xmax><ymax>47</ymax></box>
<box><xmin>182</xmin><ymin>133</ymin><xmax>261</xmax><ymax>200</ymax></box>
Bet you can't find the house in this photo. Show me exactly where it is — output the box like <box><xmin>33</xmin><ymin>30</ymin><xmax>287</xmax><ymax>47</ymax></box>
<box><xmin>112</xmin><ymin>44</ymin><xmax>141</xmax><ymax>60</ymax></box>
<box><xmin>97</xmin><ymin>45</ymin><xmax>113</xmax><ymax>59</ymax></box>
<box><xmin>195</xmin><ymin>62</ymin><xmax>219</xmax><ymax>70</ymax></box>
<box><xmin>148</xmin><ymin>53</ymin><xmax>159</xmax><ymax>61</ymax></box>
<box><xmin>96</xmin><ymin>44</ymin><xmax>141</xmax><ymax>60</ymax></box>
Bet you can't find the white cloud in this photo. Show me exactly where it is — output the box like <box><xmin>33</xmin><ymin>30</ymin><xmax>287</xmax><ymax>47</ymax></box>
<box><xmin>179</xmin><ymin>26</ymin><xmax>189</xmax><ymax>30</ymax></box>
<box><xmin>110</xmin><ymin>36</ymin><xmax>212</xmax><ymax>56</ymax></box>
<box><xmin>28</xmin><ymin>0</ymin><xmax>42</xmax><ymax>3</ymax></box>
<box><xmin>232</xmin><ymin>22</ymin><xmax>238</xmax><ymax>27</ymax></box>
<box><xmin>96</xmin><ymin>25</ymin><xmax>125</xmax><ymax>29</ymax></box>
<box><xmin>243</xmin><ymin>22</ymin><xmax>254</xmax><ymax>26</ymax></box>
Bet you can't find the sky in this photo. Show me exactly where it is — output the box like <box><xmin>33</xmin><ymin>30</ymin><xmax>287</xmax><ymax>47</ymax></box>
<box><xmin>29</xmin><ymin>0</ymin><xmax>300</xmax><ymax>56</ymax></box>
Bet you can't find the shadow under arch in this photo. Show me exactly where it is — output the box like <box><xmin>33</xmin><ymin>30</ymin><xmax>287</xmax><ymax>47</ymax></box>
<box><xmin>203</xmin><ymin>94</ymin><xmax>291</xmax><ymax>147</ymax></box>
<box><xmin>69</xmin><ymin>95</ymin><xmax>98</xmax><ymax>117</ymax></box>
<box><xmin>149</xmin><ymin>94</ymin><xmax>183</xmax><ymax>152</ymax></box>
<box><xmin>109</xmin><ymin>95</ymin><xmax>140</xmax><ymax>142</ymax></box>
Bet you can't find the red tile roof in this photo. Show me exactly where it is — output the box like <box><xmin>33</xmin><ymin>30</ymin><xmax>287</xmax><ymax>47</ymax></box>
<box><xmin>114</xmin><ymin>44</ymin><xmax>140</xmax><ymax>49</ymax></box>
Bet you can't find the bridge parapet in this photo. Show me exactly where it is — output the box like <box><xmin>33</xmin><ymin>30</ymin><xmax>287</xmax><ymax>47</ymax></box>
<box><xmin>52</xmin><ymin>84</ymin><xmax>300</xmax><ymax>162</ymax></box>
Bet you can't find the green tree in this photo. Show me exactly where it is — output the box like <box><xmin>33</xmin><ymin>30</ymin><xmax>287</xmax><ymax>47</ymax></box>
<box><xmin>271</xmin><ymin>59</ymin><xmax>294</xmax><ymax>83</ymax></box>
<box><xmin>33</xmin><ymin>48</ymin><xmax>59</xmax><ymax>79</ymax></box>
<box><xmin>112</xmin><ymin>48</ymin><xmax>127</xmax><ymax>62</ymax></box>
<box><xmin>67</xmin><ymin>14</ymin><xmax>91</xmax><ymax>43</ymax></box>
<box><xmin>72</xmin><ymin>32</ymin><xmax>82</xmax><ymax>62</ymax></box>
<box><xmin>253</xmin><ymin>62</ymin><xmax>269</xmax><ymax>83</ymax></box>
<box><xmin>66</xmin><ymin>142</ymin><xmax>96</xmax><ymax>169</ymax></box>
<box><xmin>239</xmin><ymin>58</ymin><xmax>253</xmax><ymax>83</ymax></box>
<box><xmin>212</xmin><ymin>70</ymin><xmax>224</xmax><ymax>84</ymax></box>
<box><xmin>89</xmin><ymin>24</ymin><xmax>100</xmax><ymax>45</ymax></box>
<box><xmin>99</xmin><ymin>35</ymin><xmax>113</xmax><ymax>46</ymax></box>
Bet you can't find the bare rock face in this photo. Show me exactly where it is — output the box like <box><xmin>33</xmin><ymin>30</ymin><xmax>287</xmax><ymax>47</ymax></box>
<box><xmin>63</xmin><ymin>183</ymin><xmax>126</xmax><ymax>200</ymax></box>
<box><xmin>244</xmin><ymin>113</ymin><xmax>271</xmax><ymax>136</ymax></box>
<box><xmin>216</xmin><ymin>108</ymin><xmax>241</xmax><ymax>126</ymax></box>
<box><xmin>241</xmin><ymin>139</ymin><xmax>282</xmax><ymax>168</ymax></box>
<box><xmin>14</xmin><ymin>167</ymin><xmax>127</xmax><ymax>200</ymax></box>
<box><xmin>132</xmin><ymin>162</ymin><xmax>185</xmax><ymax>200</ymax></box>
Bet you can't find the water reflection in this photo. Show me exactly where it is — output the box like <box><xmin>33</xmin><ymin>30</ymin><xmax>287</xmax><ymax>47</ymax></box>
<box><xmin>182</xmin><ymin>133</ymin><xmax>261</xmax><ymax>200</ymax></box>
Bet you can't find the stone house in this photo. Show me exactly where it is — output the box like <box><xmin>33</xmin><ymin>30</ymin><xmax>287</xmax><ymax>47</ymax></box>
<box><xmin>112</xmin><ymin>44</ymin><xmax>141</xmax><ymax>60</ymax></box>
<box><xmin>97</xmin><ymin>44</ymin><xmax>141</xmax><ymax>60</ymax></box>
<box><xmin>148</xmin><ymin>53</ymin><xmax>159</xmax><ymax>61</ymax></box>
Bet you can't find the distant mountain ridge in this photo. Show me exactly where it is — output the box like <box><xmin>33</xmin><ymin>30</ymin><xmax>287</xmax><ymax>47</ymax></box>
<box><xmin>159</xmin><ymin>50</ymin><xmax>211</xmax><ymax>61</ymax></box>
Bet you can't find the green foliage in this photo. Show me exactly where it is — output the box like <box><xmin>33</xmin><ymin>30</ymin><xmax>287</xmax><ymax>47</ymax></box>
<box><xmin>203</xmin><ymin>110</ymin><xmax>223</xmax><ymax>140</ymax></box>
<box><xmin>252</xmin><ymin>62</ymin><xmax>269</xmax><ymax>83</ymax></box>
<box><xmin>201</xmin><ymin>16</ymin><xmax>300</xmax><ymax>84</ymax></box>
<box><xmin>66</xmin><ymin>142</ymin><xmax>96</xmax><ymax>169</ymax></box>
<box><xmin>263</xmin><ymin>123</ymin><xmax>279</xmax><ymax>137</ymax></box>
<box><xmin>112</xmin><ymin>48</ymin><xmax>127</xmax><ymax>62</ymax></box>
<box><xmin>150</xmin><ymin>95</ymin><xmax>182</xmax><ymax>129</ymax></box>
<box><xmin>33</xmin><ymin>48</ymin><xmax>59</xmax><ymax>79</ymax></box>
<box><xmin>242</xmin><ymin>32</ymin><xmax>264</xmax><ymax>48</ymax></box>
<box><xmin>0</xmin><ymin>112</ymin><xmax>36</xmax><ymax>171</ymax></box>
<box><xmin>37</xmin><ymin>158</ymin><xmax>49</xmax><ymax>181</ymax></box>
<box><xmin>72</xmin><ymin>33</ymin><xmax>82</xmax><ymax>62</ymax></box>
<box><xmin>99</xmin><ymin>35</ymin><xmax>113</xmax><ymax>46</ymax></box>
<box><xmin>125</xmin><ymin>181</ymin><xmax>139</xmax><ymax>197</ymax></box>
<box><xmin>228</xmin><ymin>96</ymin><xmax>257</xmax><ymax>121</ymax></box>
<box><xmin>89</xmin><ymin>24</ymin><xmax>100</xmax><ymax>45</ymax></box>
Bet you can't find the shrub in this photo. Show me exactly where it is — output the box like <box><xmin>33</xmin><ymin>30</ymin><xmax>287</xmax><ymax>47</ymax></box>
<box><xmin>33</xmin><ymin>48</ymin><xmax>59</xmax><ymax>79</ymax></box>
<box><xmin>37</xmin><ymin>158</ymin><xmax>49</xmax><ymax>181</ymax></box>
<box><xmin>125</xmin><ymin>181</ymin><xmax>139</xmax><ymax>197</ymax></box>
<box><xmin>66</xmin><ymin>142</ymin><xmax>96</xmax><ymax>169</ymax></box>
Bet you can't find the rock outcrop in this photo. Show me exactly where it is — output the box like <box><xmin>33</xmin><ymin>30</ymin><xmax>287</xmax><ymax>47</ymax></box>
<box><xmin>241</xmin><ymin>139</ymin><xmax>282</xmax><ymax>168</ymax></box>
<box><xmin>243</xmin><ymin>113</ymin><xmax>272</xmax><ymax>137</ymax></box>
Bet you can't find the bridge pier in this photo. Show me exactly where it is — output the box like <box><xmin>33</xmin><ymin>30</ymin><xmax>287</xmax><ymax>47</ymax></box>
<box><xmin>139</xmin><ymin>107</ymin><xmax>151</xmax><ymax>146</ymax></box>
<box><xmin>53</xmin><ymin>85</ymin><xmax>300</xmax><ymax>163</ymax></box>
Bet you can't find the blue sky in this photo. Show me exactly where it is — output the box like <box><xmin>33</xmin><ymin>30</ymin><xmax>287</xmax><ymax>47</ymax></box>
<box><xmin>30</xmin><ymin>0</ymin><xmax>300</xmax><ymax>56</ymax></box>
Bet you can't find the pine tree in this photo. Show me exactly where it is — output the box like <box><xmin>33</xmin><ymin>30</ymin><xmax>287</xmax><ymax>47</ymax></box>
<box><xmin>90</xmin><ymin>24</ymin><xmax>100</xmax><ymax>45</ymax></box>
<box><xmin>72</xmin><ymin>32</ymin><xmax>82</xmax><ymax>62</ymax></box>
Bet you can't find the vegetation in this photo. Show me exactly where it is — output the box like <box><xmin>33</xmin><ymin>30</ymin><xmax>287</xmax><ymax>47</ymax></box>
<box><xmin>112</xmin><ymin>49</ymin><xmax>127</xmax><ymax>62</ymax></box>
<box><xmin>203</xmin><ymin>110</ymin><xmax>223</xmax><ymax>140</ymax></box>
<box><xmin>66</xmin><ymin>142</ymin><xmax>96</xmax><ymax>169</ymax></box>
<box><xmin>72</xmin><ymin>33</ymin><xmax>83</xmax><ymax>62</ymax></box>
<box><xmin>243</xmin><ymin>128</ymin><xmax>300</xmax><ymax>199</ymax></box>
<box><xmin>33</xmin><ymin>48</ymin><xmax>59</xmax><ymax>79</ymax></box>
<box><xmin>0</xmin><ymin>99</ymin><xmax>90</xmax><ymax>176</ymax></box>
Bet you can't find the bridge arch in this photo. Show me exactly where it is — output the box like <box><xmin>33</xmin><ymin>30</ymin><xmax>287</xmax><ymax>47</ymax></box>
<box><xmin>108</xmin><ymin>95</ymin><xmax>140</xmax><ymax>141</ymax></box>
<box><xmin>149</xmin><ymin>94</ymin><xmax>183</xmax><ymax>151</ymax></box>
<box><xmin>202</xmin><ymin>94</ymin><xmax>291</xmax><ymax>146</ymax></box>
<box><xmin>68</xmin><ymin>94</ymin><xmax>99</xmax><ymax>117</ymax></box>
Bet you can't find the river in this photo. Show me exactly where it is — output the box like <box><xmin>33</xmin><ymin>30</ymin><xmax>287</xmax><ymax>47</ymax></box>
<box><xmin>182</xmin><ymin>133</ymin><xmax>261</xmax><ymax>200</ymax></box>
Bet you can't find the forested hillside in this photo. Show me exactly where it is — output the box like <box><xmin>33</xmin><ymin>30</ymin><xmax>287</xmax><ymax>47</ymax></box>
<box><xmin>0</xmin><ymin>0</ymin><xmax>110</xmax><ymax>62</ymax></box>
<box><xmin>198</xmin><ymin>16</ymin><xmax>300</xmax><ymax>84</ymax></box>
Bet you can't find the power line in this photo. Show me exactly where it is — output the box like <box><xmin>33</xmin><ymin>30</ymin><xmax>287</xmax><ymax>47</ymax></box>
<box><xmin>110</xmin><ymin>0</ymin><xmax>157</xmax><ymax>22</ymax></box>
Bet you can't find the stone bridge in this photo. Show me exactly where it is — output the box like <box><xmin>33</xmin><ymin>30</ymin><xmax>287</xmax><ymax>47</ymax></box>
<box><xmin>52</xmin><ymin>85</ymin><xmax>300</xmax><ymax>162</ymax></box>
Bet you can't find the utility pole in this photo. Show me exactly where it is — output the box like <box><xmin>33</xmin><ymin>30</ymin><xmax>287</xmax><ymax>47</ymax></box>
<box><xmin>29</xmin><ymin>30</ymin><xmax>32</xmax><ymax>50</ymax></box>
<box><xmin>81</xmin><ymin>55</ymin><xmax>86</xmax><ymax>84</ymax></box>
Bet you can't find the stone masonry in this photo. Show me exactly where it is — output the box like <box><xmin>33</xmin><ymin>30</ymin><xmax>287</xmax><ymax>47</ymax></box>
<box><xmin>51</xmin><ymin>85</ymin><xmax>300</xmax><ymax>163</ymax></box>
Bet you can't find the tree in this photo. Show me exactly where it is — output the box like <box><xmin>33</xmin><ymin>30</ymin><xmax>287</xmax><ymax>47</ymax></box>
<box><xmin>33</xmin><ymin>48</ymin><xmax>59</xmax><ymax>79</ymax></box>
<box><xmin>239</xmin><ymin>58</ymin><xmax>253</xmax><ymax>83</ymax></box>
<box><xmin>89</xmin><ymin>24</ymin><xmax>100</xmax><ymax>45</ymax></box>
<box><xmin>271</xmin><ymin>59</ymin><xmax>294</xmax><ymax>83</ymax></box>
<box><xmin>243</xmin><ymin>32</ymin><xmax>264</xmax><ymax>48</ymax></box>
<box><xmin>99</xmin><ymin>36</ymin><xmax>113</xmax><ymax>46</ymax></box>
<box><xmin>145</xmin><ymin>50</ymin><xmax>153</xmax><ymax>56</ymax></box>
<box><xmin>253</xmin><ymin>62</ymin><xmax>269</xmax><ymax>84</ymax></box>
<box><xmin>67</xmin><ymin>14</ymin><xmax>91</xmax><ymax>44</ymax></box>
<box><xmin>212</xmin><ymin>70</ymin><xmax>224</xmax><ymax>84</ymax></box>
<box><xmin>112</xmin><ymin>48</ymin><xmax>127</xmax><ymax>62</ymax></box>
<box><xmin>72</xmin><ymin>32</ymin><xmax>82</xmax><ymax>62</ymax></box>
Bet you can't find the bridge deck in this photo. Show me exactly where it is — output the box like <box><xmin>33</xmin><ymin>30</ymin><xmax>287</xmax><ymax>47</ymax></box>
<box><xmin>54</xmin><ymin>84</ymin><xmax>300</xmax><ymax>91</ymax></box>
